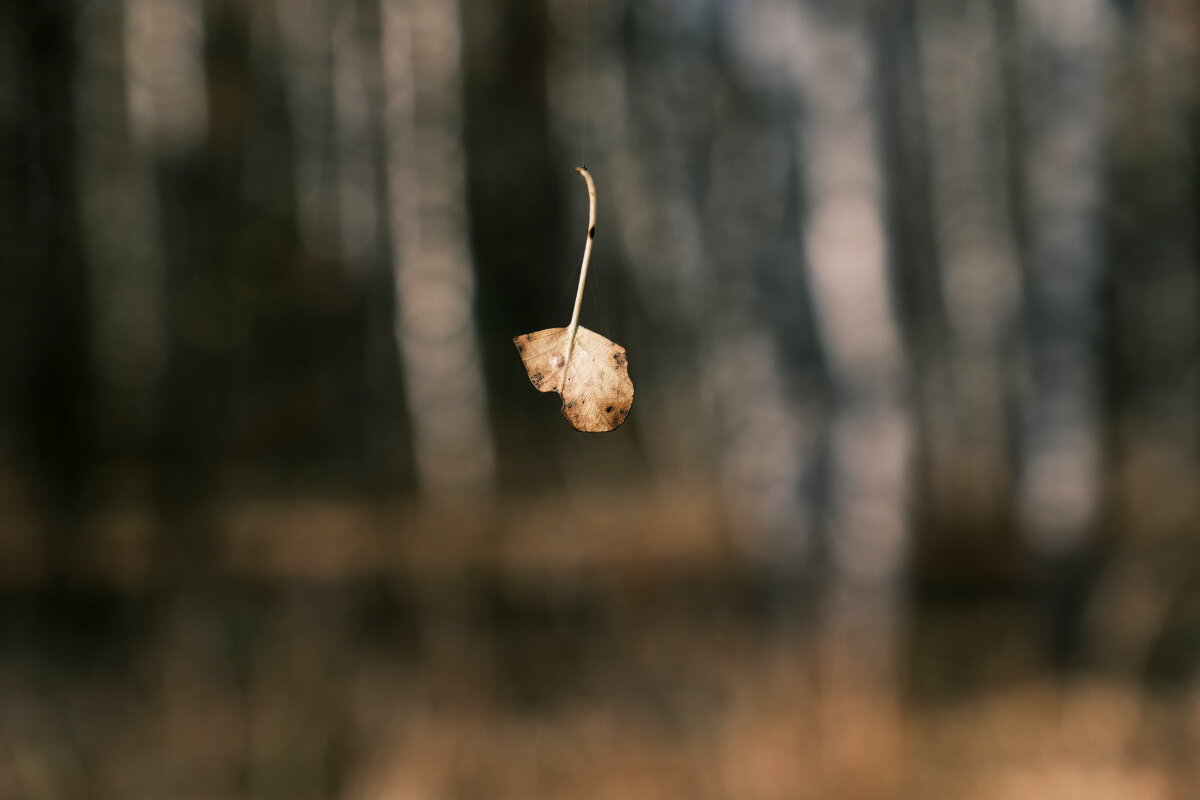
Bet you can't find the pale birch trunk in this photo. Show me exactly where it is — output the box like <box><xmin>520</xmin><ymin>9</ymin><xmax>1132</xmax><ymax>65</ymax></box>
<box><xmin>277</xmin><ymin>0</ymin><xmax>343</xmax><ymax>260</ymax></box>
<box><xmin>332</xmin><ymin>0</ymin><xmax>382</xmax><ymax>276</ymax></box>
<box><xmin>1013</xmin><ymin>0</ymin><xmax>1110</xmax><ymax>559</ymax></box>
<box><xmin>544</xmin><ymin>0</ymin><xmax>815</xmax><ymax>561</ymax></box>
<box><xmin>76</xmin><ymin>0</ymin><xmax>186</xmax><ymax>425</ymax></box>
<box><xmin>789</xmin><ymin>2</ymin><xmax>911</xmax><ymax>791</ymax></box>
<box><xmin>380</xmin><ymin>0</ymin><xmax>496</xmax><ymax>501</ymax></box>
<box><xmin>734</xmin><ymin>0</ymin><xmax>912</xmax><ymax>791</ymax></box>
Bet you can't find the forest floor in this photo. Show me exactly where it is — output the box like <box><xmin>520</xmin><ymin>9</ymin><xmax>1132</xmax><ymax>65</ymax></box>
<box><xmin>0</xmin><ymin>488</ymin><xmax>1196</xmax><ymax>799</ymax></box>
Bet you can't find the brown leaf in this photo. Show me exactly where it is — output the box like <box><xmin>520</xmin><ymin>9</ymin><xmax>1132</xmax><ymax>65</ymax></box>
<box><xmin>513</xmin><ymin>326</ymin><xmax>634</xmax><ymax>432</ymax></box>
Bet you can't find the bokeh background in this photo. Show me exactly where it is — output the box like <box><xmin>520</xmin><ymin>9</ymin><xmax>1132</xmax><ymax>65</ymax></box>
<box><xmin>2</xmin><ymin>0</ymin><xmax>1200</xmax><ymax>797</ymax></box>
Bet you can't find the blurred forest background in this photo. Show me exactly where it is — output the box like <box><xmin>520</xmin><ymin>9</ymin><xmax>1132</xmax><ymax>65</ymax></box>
<box><xmin>2</xmin><ymin>0</ymin><xmax>1200</xmax><ymax>797</ymax></box>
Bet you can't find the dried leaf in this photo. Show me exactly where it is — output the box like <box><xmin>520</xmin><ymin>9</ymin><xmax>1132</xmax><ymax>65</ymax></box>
<box><xmin>514</xmin><ymin>325</ymin><xmax>634</xmax><ymax>432</ymax></box>
<box><xmin>515</xmin><ymin>167</ymin><xmax>633</xmax><ymax>432</ymax></box>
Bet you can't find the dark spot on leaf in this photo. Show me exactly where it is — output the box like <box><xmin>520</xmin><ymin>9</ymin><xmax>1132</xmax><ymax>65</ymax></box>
<box><xmin>565</xmin><ymin>401</ymin><xmax>576</xmax><ymax>409</ymax></box>
<box><xmin>620</xmin><ymin>408</ymin><xmax>628</xmax><ymax>415</ymax></box>
<box><xmin>525</xmin><ymin>333</ymin><xmax>533</xmax><ymax>341</ymax></box>
<box><xmin>588</xmin><ymin>225</ymin><xmax>596</xmax><ymax>240</ymax></box>
<box><xmin>605</xmin><ymin>406</ymin><xmax>613</xmax><ymax>413</ymax></box>
<box><xmin>531</xmin><ymin>372</ymin><xmax>544</xmax><ymax>388</ymax></box>
<box><xmin>613</xmin><ymin>352</ymin><xmax>626</xmax><ymax>365</ymax></box>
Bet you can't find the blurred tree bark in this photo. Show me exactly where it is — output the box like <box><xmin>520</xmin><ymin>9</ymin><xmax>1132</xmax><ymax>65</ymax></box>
<box><xmin>909</xmin><ymin>0</ymin><xmax>1021</xmax><ymax>564</ymax></box>
<box><xmin>152</xmin><ymin>0</ymin><xmax>249</xmax><ymax>585</ymax></box>
<box><xmin>1011</xmin><ymin>0</ymin><xmax>1110</xmax><ymax>667</ymax></box>
<box><xmin>1085</xmin><ymin>0</ymin><xmax>1200</xmax><ymax>684</ymax></box>
<box><xmin>10</xmin><ymin>5</ymin><xmax>93</xmax><ymax>587</ymax></box>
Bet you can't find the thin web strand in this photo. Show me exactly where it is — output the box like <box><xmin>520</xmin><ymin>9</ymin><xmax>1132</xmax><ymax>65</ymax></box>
<box><xmin>581</xmin><ymin>0</ymin><xmax>590</xmax><ymax>166</ymax></box>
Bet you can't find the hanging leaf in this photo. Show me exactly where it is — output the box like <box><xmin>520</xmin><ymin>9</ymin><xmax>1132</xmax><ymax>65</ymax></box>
<box><xmin>514</xmin><ymin>325</ymin><xmax>633</xmax><ymax>432</ymax></box>
<box><xmin>515</xmin><ymin>166</ymin><xmax>634</xmax><ymax>432</ymax></box>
